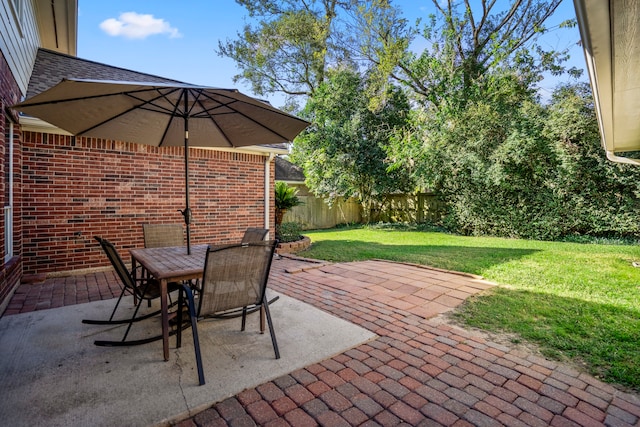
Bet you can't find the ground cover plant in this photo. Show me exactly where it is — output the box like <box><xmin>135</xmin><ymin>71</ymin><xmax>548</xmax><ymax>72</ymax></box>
<box><xmin>301</xmin><ymin>225</ymin><xmax>640</xmax><ymax>392</ymax></box>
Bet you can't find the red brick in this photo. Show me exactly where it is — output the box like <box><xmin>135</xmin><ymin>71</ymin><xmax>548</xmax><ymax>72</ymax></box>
<box><xmin>215</xmin><ymin>397</ymin><xmax>246</xmax><ymax>421</ymax></box>
<box><xmin>504</xmin><ymin>379</ymin><xmax>541</xmax><ymax>402</ymax></box>
<box><xmin>307</xmin><ymin>381</ymin><xmax>332</xmax><ymax>397</ymax></box>
<box><xmin>336</xmin><ymin>367</ymin><xmax>359</xmax><ymax>382</ymax></box>
<box><xmin>319</xmin><ymin>389</ymin><xmax>352</xmax><ymax>412</ymax></box>
<box><xmin>540</xmin><ymin>384</ymin><xmax>580</xmax><ymax>408</ymax></box>
<box><xmin>402</xmin><ymin>392</ymin><xmax>429</xmax><ymax>411</ymax></box>
<box><xmin>285</xmin><ymin>384</ymin><xmax>315</xmax><ymax>405</ymax></box>
<box><xmin>316</xmin><ymin>411</ymin><xmax>349</xmax><ymax>427</ymax></box>
<box><xmin>317</xmin><ymin>370</ymin><xmax>346</xmax><ymax>388</ymax></box>
<box><xmin>193</xmin><ymin>408</ymin><xmax>225</xmax><ymax>427</ymax></box>
<box><xmin>563</xmin><ymin>407</ymin><xmax>604</xmax><ymax>427</ymax></box>
<box><xmin>237</xmin><ymin>389</ymin><xmax>262</xmax><ymax>406</ymax></box>
<box><xmin>513</xmin><ymin>397</ymin><xmax>554</xmax><ymax>422</ymax></box>
<box><xmin>246</xmin><ymin>400</ymin><xmax>278</xmax><ymax>425</ymax></box>
<box><xmin>264</xmin><ymin>418</ymin><xmax>291</xmax><ymax>427</ymax></box>
<box><xmin>258</xmin><ymin>382</ymin><xmax>286</xmax><ymax>402</ymax></box>
<box><xmin>351</xmin><ymin>377</ymin><xmax>382</xmax><ymax>395</ymax></box>
<box><xmin>271</xmin><ymin>396</ymin><xmax>298</xmax><ymax>416</ymax></box>
<box><xmin>306</xmin><ymin>364</ymin><xmax>327</xmax><ymax>375</ymax></box>
<box><xmin>518</xmin><ymin>374</ymin><xmax>544</xmax><ymax>391</ymax></box>
<box><xmin>575</xmin><ymin>401</ymin><xmax>606</xmax><ymax>422</ymax></box>
<box><xmin>389</xmin><ymin>401</ymin><xmax>424</xmax><ymax>424</ymax></box>
<box><xmin>611</xmin><ymin>395</ymin><xmax>640</xmax><ymax>418</ymax></box>
<box><xmin>398</xmin><ymin>375</ymin><xmax>422</xmax><ymax>391</ymax></box>
<box><xmin>484</xmin><ymin>395</ymin><xmax>521</xmax><ymax>417</ymax></box>
<box><xmin>517</xmin><ymin>411</ymin><xmax>549</xmax><ymax>427</ymax></box>
<box><xmin>284</xmin><ymin>408</ymin><xmax>317</xmax><ymax>427</ymax></box>
<box><xmin>351</xmin><ymin>393</ymin><xmax>384</xmax><ymax>417</ymax></box>
<box><xmin>373</xmin><ymin>409</ymin><xmax>402</xmax><ymax>426</ymax></box>
<box><xmin>18</xmin><ymin>131</ymin><xmax>273</xmax><ymax>275</ymax></box>
<box><xmin>371</xmin><ymin>390</ymin><xmax>396</xmax><ymax>408</ymax></box>
<box><xmin>340</xmin><ymin>407</ymin><xmax>369</xmax><ymax>425</ymax></box>
<box><xmin>473</xmin><ymin>401</ymin><xmax>501</xmax><ymax>418</ymax></box>
<box><xmin>421</xmin><ymin>402</ymin><xmax>459</xmax><ymax>425</ymax></box>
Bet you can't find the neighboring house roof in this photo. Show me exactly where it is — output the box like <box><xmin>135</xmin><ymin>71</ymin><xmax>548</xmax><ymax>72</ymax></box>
<box><xmin>574</xmin><ymin>1</ymin><xmax>640</xmax><ymax>164</ymax></box>
<box><xmin>275</xmin><ymin>157</ymin><xmax>305</xmax><ymax>182</ymax></box>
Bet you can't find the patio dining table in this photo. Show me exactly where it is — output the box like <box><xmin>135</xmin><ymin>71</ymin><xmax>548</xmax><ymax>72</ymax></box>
<box><xmin>130</xmin><ymin>244</ymin><xmax>208</xmax><ymax>361</ymax></box>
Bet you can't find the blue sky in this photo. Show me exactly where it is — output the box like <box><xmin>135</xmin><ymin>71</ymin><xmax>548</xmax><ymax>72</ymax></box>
<box><xmin>77</xmin><ymin>0</ymin><xmax>585</xmax><ymax>109</ymax></box>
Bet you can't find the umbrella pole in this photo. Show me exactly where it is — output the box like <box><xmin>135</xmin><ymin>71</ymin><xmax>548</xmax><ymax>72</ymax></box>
<box><xmin>183</xmin><ymin>112</ymin><xmax>192</xmax><ymax>255</ymax></box>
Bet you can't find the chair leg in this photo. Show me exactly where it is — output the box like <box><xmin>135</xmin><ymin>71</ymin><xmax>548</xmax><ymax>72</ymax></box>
<box><xmin>176</xmin><ymin>288</ymin><xmax>185</xmax><ymax>348</ymax></box>
<box><xmin>82</xmin><ymin>287</ymin><xmax>127</xmax><ymax>324</ymax></box>
<box><xmin>109</xmin><ymin>288</ymin><xmax>127</xmax><ymax>321</ymax></box>
<box><xmin>241</xmin><ymin>307</ymin><xmax>247</xmax><ymax>331</ymax></box>
<box><xmin>121</xmin><ymin>293</ymin><xmax>147</xmax><ymax>342</ymax></box>
<box><xmin>182</xmin><ymin>285</ymin><xmax>205</xmax><ymax>385</ymax></box>
<box><xmin>263</xmin><ymin>301</ymin><xmax>280</xmax><ymax>359</ymax></box>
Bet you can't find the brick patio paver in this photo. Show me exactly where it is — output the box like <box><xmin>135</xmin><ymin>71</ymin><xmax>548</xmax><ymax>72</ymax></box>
<box><xmin>3</xmin><ymin>255</ymin><xmax>640</xmax><ymax>426</ymax></box>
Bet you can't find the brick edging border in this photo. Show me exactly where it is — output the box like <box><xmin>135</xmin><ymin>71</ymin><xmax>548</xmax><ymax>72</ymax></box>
<box><xmin>276</xmin><ymin>236</ymin><xmax>311</xmax><ymax>254</ymax></box>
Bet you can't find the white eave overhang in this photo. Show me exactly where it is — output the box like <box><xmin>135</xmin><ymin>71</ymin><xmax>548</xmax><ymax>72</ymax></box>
<box><xmin>573</xmin><ymin>0</ymin><xmax>640</xmax><ymax>164</ymax></box>
<box><xmin>35</xmin><ymin>0</ymin><xmax>78</xmax><ymax>55</ymax></box>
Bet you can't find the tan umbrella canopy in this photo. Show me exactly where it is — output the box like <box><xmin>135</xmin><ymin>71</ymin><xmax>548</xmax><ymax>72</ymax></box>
<box><xmin>13</xmin><ymin>78</ymin><xmax>310</xmax><ymax>253</ymax></box>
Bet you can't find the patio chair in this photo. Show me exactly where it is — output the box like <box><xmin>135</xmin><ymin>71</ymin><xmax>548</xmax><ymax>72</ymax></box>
<box><xmin>143</xmin><ymin>223</ymin><xmax>189</xmax><ymax>295</ymax></box>
<box><xmin>83</xmin><ymin>236</ymin><xmax>181</xmax><ymax>346</ymax></box>
<box><xmin>241</xmin><ymin>227</ymin><xmax>268</xmax><ymax>243</ymax></box>
<box><xmin>205</xmin><ymin>227</ymin><xmax>278</xmax><ymax>321</ymax></box>
<box><xmin>177</xmin><ymin>240</ymin><xmax>280</xmax><ymax>385</ymax></box>
<box><xmin>143</xmin><ymin>223</ymin><xmax>184</xmax><ymax>248</ymax></box>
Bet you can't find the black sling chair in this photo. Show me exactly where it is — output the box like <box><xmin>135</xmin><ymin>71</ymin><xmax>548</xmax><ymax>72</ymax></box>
<box><xmin>177</xmin><ymin>240</ymin><xmax>280</xmax><ymax>385</ymax></box>
<box><xmin>82</xmin><ymin>236</ymin><xmax>182</xmax><ymax>346</ymax></box>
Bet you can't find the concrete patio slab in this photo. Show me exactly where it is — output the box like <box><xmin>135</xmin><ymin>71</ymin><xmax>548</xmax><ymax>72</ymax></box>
<box><xmin>0</xmin><ymin>291</ymin><xmax>376</xmax><ymax>427</ymax></box>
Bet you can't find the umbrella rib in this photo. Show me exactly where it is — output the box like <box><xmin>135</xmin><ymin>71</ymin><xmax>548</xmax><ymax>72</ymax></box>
<box><xmin>14</xmin><ymin>87</ymin><xmax>162</xmax><ymax>108</ymax></box>
<box><xmin>157</xmin><ymin>89</ymin><xmax>187</xmax><ymax>147</ymax></box>
<box><xmin>191</xmin><ymin>92</ymin><xmax>235</xmax><ymax>147</ymax></box>
<box><xmin>74</xmin><ymin>87</ymin><xmax>185</xmax><ymax>136</ymax></box>
<box><xmin>196</xmin><ymin>91</ymin><xmax>298</xmax><ymax>142</ymax></box>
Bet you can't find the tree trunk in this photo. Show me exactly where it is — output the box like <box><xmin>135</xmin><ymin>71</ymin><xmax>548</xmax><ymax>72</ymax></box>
<box><xmin>275</xmin><ymin>208</ymin><xmax>287</xmax><ymax>227</ymax></box>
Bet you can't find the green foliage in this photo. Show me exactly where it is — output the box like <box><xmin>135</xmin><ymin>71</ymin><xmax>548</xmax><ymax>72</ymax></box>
<box><xmin>388</xmin><ymin>72</ymin><xmax>640</xmax><ymax>240</ymax></box>
<box><xmin>224</xmin><ymin>1</ymin><xmax>640</xmax><ymax>241</ymax></box>
<box><xmin>381</xmin><ymin>1</ymin><xmax>567</xmax><ymax>110</ymax></box>
<box><xmin>274</xmin><ymin>181</ymin><xmax>303</xmax><ymax>228</ymax></box>
<box><xmin>217</xmin><ymin>0</ymin><xmax>399</xmax><ymax>109</ymax></box>
<box><xmin>544</xmin><ymin>83</ymin><xmax>640</xmax><ymax>237</ymax></box>
<box><xmin>276</xmin><ymin>221</ymin><xmax>303</xmax><ymax>243</ymax></box>
<box><xmin>275</xmin><ymin>181</ymin><xmax>303</xmax><ymax>211</ymax></box>
<box><xmin>291</xmin><ymin>68</ymin><xmax>414</xmax><ymax>222</ymax></box>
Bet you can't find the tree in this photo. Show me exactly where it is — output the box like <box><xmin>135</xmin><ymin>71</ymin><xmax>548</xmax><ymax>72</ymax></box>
<box><xmin>218</xmin><ymin>0</ymin><xmax>350</xmax><ymax>108</ymax></box>
<box><xmin>290</xmin><ymin>67</ymin><xmax>413</xmax><ymax>222</ymax></box>
<box><xmin>388</xmin><ymin>69</ymin><xmax>567</xmax><ymax>239</ymax></box>
<box><xmin>544</xmin><ymin>83</ymin><xmax>640</xmax><ymax>237</ymax></box>
<box><xmin>373</xmin><ymin>0</ymin><xmax>572</xmax><ymax>110</ymax></box>
<box><xmin>217</xmin><ymin>0</ymin><xmax>400</xmax><ymax>109</ymax></box>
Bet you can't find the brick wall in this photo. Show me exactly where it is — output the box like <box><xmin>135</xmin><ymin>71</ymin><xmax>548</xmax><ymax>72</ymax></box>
<box><xmin>0</xmin><ymin>49</ymin><xmax>23</xmax><ymax>311</ymax></box>
<box><xmin>21</xmin><ymin>131</ymin><xmax>275</xmax><ymax>275</ymax></box>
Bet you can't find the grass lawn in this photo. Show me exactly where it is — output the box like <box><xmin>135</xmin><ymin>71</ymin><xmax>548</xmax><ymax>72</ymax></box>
<box><xmin>300</xmin><ymin>225</ymin><xmax>640</xmax><ymax>392</ymax></box>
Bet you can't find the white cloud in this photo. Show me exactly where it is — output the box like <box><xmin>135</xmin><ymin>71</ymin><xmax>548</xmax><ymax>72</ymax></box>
<box><xmin>99</xmin><ymin>12</ymin><xmax>182</xmax><ymax>39</ymax></box>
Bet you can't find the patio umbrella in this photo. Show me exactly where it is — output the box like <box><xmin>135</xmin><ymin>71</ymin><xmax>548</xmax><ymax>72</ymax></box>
<box><xmin>12</xmin><ymin>78</ymin><xmax>309</xmax><ymax>254</ymax></box>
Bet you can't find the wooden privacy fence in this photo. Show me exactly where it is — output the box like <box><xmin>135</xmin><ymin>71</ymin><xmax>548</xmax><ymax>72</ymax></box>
<box><xmin>372</xmin><ymin>192</ymin><xmax>444</xmax><ymax>223</ymax></box>
<box><xmin>282</xmin><ymin>192</ymin><xmax>443</xmax><ymax>230</ymax></box>
<box><xmin>283</xmin><ymin>196</ymin><xmax>362</xmax><ymax>230</ymax></box>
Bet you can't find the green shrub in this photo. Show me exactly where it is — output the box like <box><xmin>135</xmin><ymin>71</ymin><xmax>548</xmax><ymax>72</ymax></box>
<box><xmin>276</xmin><ymin>222</ymin><xmax>303</xmax><ymax>243</ymax></box>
